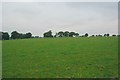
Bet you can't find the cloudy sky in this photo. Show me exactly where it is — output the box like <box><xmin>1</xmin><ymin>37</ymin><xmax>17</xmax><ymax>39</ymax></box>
<box><xmin>2</xmin><ymin>2</ymin><xmax>118</xmax><ymax>36</ymax></box>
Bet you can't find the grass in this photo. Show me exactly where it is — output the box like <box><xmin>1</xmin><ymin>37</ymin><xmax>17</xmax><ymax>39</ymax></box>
<box><xmin>2</xmin><ymin>37</ymin><xmax>118</xmax><ymax>78</ymax></box>
<box><xmin>0</xmin><ymin>40</ymin><xmax>2</xmax><ymax>79</ymax></box>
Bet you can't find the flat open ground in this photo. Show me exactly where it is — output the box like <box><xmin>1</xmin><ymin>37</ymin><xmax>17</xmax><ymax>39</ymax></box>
<box><xmin>2</xmin><ymin>37</ymin><xmax>118</xmax><ymax>78</ymax></box>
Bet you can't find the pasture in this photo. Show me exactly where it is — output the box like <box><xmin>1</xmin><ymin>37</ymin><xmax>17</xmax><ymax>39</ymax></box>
<box><xmin>2</xmin><ymin>37</ymin><xmax>118</xmax><ymax>78</ymax></box>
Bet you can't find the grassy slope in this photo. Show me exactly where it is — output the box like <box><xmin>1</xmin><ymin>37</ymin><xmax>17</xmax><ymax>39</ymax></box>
<box><xmin>2</xmin><ymin>37</ymin><xmax>118</xmax><ymax>78</ymax></box>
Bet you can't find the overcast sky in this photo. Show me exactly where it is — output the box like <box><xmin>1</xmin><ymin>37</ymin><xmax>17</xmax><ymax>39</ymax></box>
<box><xmin>2</xmin><ymin>2</ymin><xmax>118</xmax><ymax>36</ymax></box>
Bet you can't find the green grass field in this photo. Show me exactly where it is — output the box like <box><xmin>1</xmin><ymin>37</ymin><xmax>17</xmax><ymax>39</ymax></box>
<box><xmin>2</xmin><ymin>37</ymin><xmax>118</xmax><ymax>78</ymax></box>
<box><xmin>0</xmin><ymin>40</ymin><xmax>2</xmax><ymax>79</ymax></box>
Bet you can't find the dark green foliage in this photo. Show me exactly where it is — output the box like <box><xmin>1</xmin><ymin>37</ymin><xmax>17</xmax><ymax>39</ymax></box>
<box><xmin>34</xmin><ymin>36</ymin><xmax>39</xmax><ymax>38</ymax></box>
<box><xmin>11</xmin><ymin>31</ymin><xmax>32</xmax><ymax>39</ymax></box>
<box><xmin>64</xmin><ymin>31</ymin><xmax>69</xmax><ymax>37</ymax></box>
<box><xmin>92</xmin><ymin>35</ymin><xmax>94</xmax><ymax>37</ymax></box>
<box><xmin>58</xmin><ymin>31</ymin><xmax>64</xmax><ymax>37</ymax></box>
<box><xmin>43</xmin><ymin>30</ymin><xmax>53</xmax><ymax>37</ymax></box>
<box><xmin>57</xmin><ymin>31</ymin><xmax>79</xmax><ymax>37</ymax></box>
<box><xmin>104</xmin><ymin>34</ymin><xmax>109</xmax><ymax>37</ymax></box>
<box><xmin>0</xmin><ymin>32</ymin><xmax>2</xmax><ymax>40</ymax></box>
<box><xmin>85</xmin><ymin>33</ymin><xmax>88</xmax><ymax>37</ymax></box>
<box><xmin>74</xmin><ymin>33</ymin><xmax>79</xmax><ymax>37</ymax></box>
<box><xmin>11</xmin><ymin>31</ymin><xmax>19</xmax><ymax>39</ymax></box>
<box><xmin>118</xmin><ymin>35</ymin><xmax>120</xmax><ymax>37</ymax></box>
<box><xmin>112</xmin><ymin>35</ymin><xmax>116</xmax><ymax>37</ymax></box>
<box><xmin>104</xmin><ymin>34</ymin><xmax>107</xmax><ymax>37</ymax></box>
<box><xmin>97</xmin><ymin>35</ymin><xmax>102</xmax><ymax>37</ymax></box>
<box><xmin>69</xmin><ymin>32</ymin><xmax>76</xmax><ymax>37</ymax></box>
<box><xmin>25</xmin><ymin>33</ymin><xmax>32</xmax><ymax>38</ymax></box>
<box><xmin>106</xmin><ymin>33</ymin><xmax>109</xmax><ymax>37</ymax></box>
<box><xmin>1</xmin><ymin>30</ymin><xmax>117</xmax><ymax>40</ymax></box>
<box><xmin>2</xmin><ymin>32</ymin><xmax>9</xmax><ymax>40</ymax></box>
<box><xmin>19</xmin><ymin>34</ymin><xmax>26</xmax><ymax>39</ymax></box>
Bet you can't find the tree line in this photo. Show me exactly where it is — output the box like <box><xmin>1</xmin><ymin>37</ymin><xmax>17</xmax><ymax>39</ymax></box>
<box><xmin>0</xmin><ymin>30</ymin><xmax>119</xmax><ymax>40</ymax></box>
<box><xmin>1</xmin><ymin>31</ymin><xmax>32</xmax><ymax>40</ymax></box>
<box><xmin>43</xmin><ymin>30</ymin><xmax>80</xmax><ymax>37</ymax></box>
<box><xmin>43</xmin><ymin>30</ymin><xmax>118</xmax><ymax>38</ymax></box>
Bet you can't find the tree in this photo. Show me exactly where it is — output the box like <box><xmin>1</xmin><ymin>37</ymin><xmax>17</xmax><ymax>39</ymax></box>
<box><xmin>11</xmin><ymin>31</ymin><xmax>19</xmax><ymax>39</ymax></box>
<box><xmin>58</xmin><ymin>31</ymin><xmax>64</xmax><ymax>37</ymax></box>
<box><xmin>64</xmin><ymin>31</ymin><xmax>69</xmax><ymax>37</ymax></box>
<box><xmin>43</xmin><ymin>30</ymin><xmax>53</xmax><ymax>37</ymax></box>
<box><xmin>85</xmin><ymin>33</ymin><xmax>88</xmax><ymax>37</ymax></box>
<box><xmin>69</xmin><ymin>32</ymin><xmax>75</xmax><ymax>37</ymax></box>
<box><xmin>104</xmin><ymin>34</ymin><xmax>107</xmax><ymax>37</ymax></box>
<box><xmin>118</xmin><ymin>35</ymin><xmax>120</xmax><ymax>37</ymax></box>
<box><xmin>0</xmin><ymin>32</ymin><xmax>2</xmax><ymax>40</ymax></box>
<box><xmin>92</xmin><ymin>35</ymin><xmax>94</xmax><ymax>37</ymax></box>
<box><xmin>20</xmin><ymin>34</ymin><xmax>26</xmax><ymax>39</ymax></box>
<box><xmin>34</xmin><ymin>36</ymin><xmax>39</xmax><ymax>38</ymax></box>
<box><xmin>54</xmin><ymin>33</ymin><xmax>58</xmax><ymax>37</ymax></box>
<box><xmin>98</xmin><ymin>35</ymin><xmax>102</xmax><ymax>37</ymax></box>
<box><xmin>74</xmin><ymin>33</ymin><xmax>79</xmax><ymax>37</ymax></box>
<box><xmin>112</xmin><ymin>35</ymin><xmax>116</xmax><ymax>37</ymax></box>
<box><xmin>11</xmin><ymin>31</ymin><xmax>32</xmax><ymax>39</ymax></box>
<box><xmin>106</xmin><ymin>33</ymin><xmax>109</xmax><ymax>37</ymax></box>
<box><xmin>2</xmin><ymin>32</ymin><xmax>9</xmax><ymax>40</ymax></box>
<box><xmin>25</xmin><ymin>32</ymin><xmax>32</xmax><ymax>38</ymax></box>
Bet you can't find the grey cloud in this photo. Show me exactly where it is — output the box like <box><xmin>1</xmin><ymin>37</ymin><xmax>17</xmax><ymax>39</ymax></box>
<box><xmin>2</xmin><ymin>2</ymin><xmax>118</xmax><ymax>36</ymax></box>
